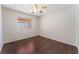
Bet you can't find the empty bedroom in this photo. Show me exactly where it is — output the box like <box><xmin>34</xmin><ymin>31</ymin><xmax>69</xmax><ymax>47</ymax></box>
<box><xmin>0</xmin><ymin>4</ymin><xmax>79</xmax><ymax>54</ymax></box>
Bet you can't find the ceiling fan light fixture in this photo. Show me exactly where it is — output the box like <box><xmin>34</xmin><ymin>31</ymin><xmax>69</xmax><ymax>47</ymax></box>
<box><xmin>31</xmin><ymin>4</ymin><xmax>47</xmax><ymax>14</ymax></box>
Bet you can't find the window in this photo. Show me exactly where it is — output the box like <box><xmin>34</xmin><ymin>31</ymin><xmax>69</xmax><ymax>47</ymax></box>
<box><xmin>16</xmin><ymin>17</ymin><xmax>32</xmax><ymax>32</ymax></box>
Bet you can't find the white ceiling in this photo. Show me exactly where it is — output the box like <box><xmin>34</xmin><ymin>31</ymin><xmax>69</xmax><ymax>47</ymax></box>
<box><xmin>2</xmin><ymin>4</ymin><xmax>76</xmax><ymax>16</ymax></box>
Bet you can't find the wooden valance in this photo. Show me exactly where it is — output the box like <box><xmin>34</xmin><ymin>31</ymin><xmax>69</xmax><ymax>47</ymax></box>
<box><xmin>17</xmin><ymin>17</ymin><xmax>32</xmax><ymax>23</ymax></box>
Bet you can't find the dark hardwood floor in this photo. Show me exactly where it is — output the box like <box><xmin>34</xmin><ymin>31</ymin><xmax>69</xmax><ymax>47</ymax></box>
<box><xmin>1</xmin><ymin>36</ymin><xmax>78</xmax><ymax>54</ymax></box>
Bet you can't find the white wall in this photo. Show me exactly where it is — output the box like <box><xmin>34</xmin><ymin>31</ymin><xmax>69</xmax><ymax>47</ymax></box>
<box><xmin>0</xmin><ymin>5</ymin><xmax>3</xmax><ymax>52</ymax></box>
<box><xmin>39</xmin><ymin>5</ymin><xmax>76</xmax><ymax>46</ymax></box>
<box><xmin>2</xmin><ymin>7</ymin><xmax>39</xmax><ymax>43</ymax></box>
<box><xmin>75</xmin><ymin>5</ymin><xmax>79</xmax><ymax>53</ymax></box>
